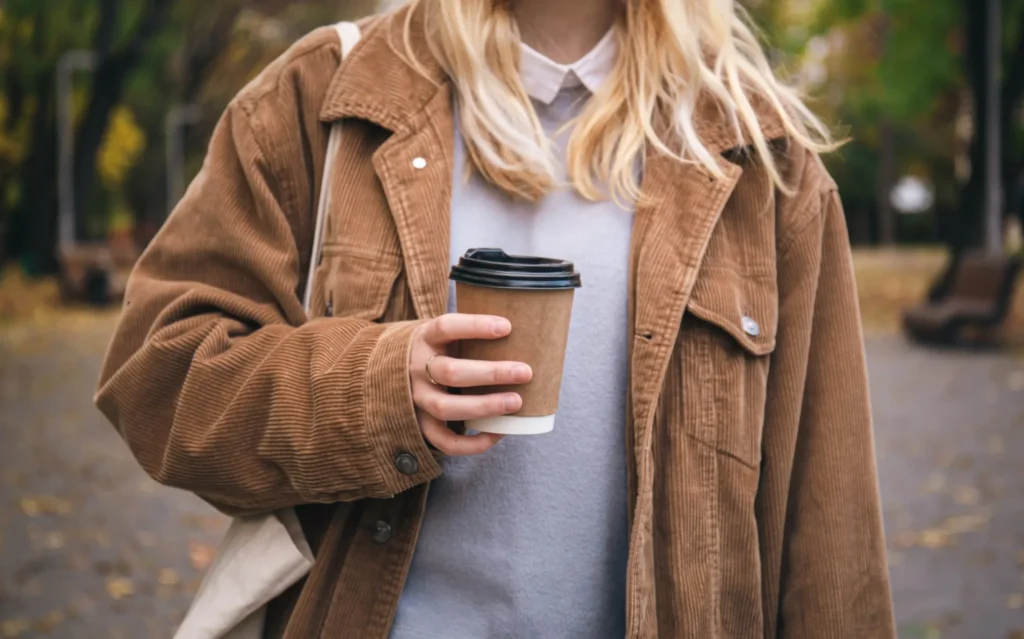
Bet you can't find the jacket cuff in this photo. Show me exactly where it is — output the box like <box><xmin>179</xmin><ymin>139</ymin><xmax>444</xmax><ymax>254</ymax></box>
<box><xmin>363</xmin><ymin>320</ymin><xmax>442</xmax><ymax>495</ymax></box>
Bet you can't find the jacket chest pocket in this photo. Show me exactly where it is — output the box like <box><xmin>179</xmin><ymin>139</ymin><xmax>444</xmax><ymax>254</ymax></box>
<box><xmin>680</xmin><ymin>266</ymin><xmax>778</xmax><ymax>468</ymax></box>
<box><xmin>315</xmin><ymin>243</ymin><xmax>404</xmax><ymax>321</ymax></box>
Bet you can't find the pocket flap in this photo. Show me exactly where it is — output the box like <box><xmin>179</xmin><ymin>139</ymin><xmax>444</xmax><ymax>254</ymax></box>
<box><xmin>687</xmin><ymin>267</ymin><xmax>778</xmax><ymax>356</ymax></box>
<box><xmin>321</xmin><ymin>243</ymin><xmax>402</xmax><ymax>321</ymax></box>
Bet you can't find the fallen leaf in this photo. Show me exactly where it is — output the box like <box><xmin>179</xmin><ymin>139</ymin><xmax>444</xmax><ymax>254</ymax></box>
<box><xmin>894</xmin><ymin>511</ymin><xmax>990</xmax><ymax>549</ymax></box>
<box><xmin>18</xmin><ymin>495</ymin><xmax>73</xmax><ymax>517</ymax></box>
<box><xmin>1009</xmin><ymin>593</ymin><xmax>1024</xmax><ymax>610</ymax></box>
<box><xmin>42</xmin><ymin>531</ymin><xmax>66</xmax><ymax>550</ymax></box>
<box><xmin>944</xmin><ymin>511</ymin><xmax>990</xmax><ymax>534</ymax></box>
<box><xmin>189</xmin><ymin>541</ymin><xmax>216</xmax><ymax>571</ymax></box>
<box><xmin>919</xmin><ymin>530</ymin><xmax>952</xmax><ymax>549</ymax></box>
<box><xmin>158</xmin><ymin>568</ymin><xmax>180</xmax><ymax>586</ymax></box>
<box><xmin>954</xmin><ymin>486</ymin><xmax>980</xmax><ymax>506</ymax></box>
<box><xmin>82</xmin><ymin>528</ymin><xmax>110</xmax><ymax>547</ymax></box>
<box><xmin>0</xmin><ymin>618</ymin><xmax>31</xmax><ymax>638</ymax></box>
<box><xmin>36</xmin><ymin>609</ymin><xmax>65</xmax><ymax>631</ymax></box>
<box><xmin>105</xmin><ymin>577</ymin><xmax>135</xmax><ymax>600</ymax></box>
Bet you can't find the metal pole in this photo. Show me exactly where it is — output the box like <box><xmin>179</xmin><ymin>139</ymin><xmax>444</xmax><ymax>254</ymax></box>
<box><xmin>165</xmin><ymin>104</ymin><xmax>203</xmax><ymax>216</ymax></box>
<box><xmin>56</xmin><ymin>51</ymin><xmax>97</xmax><ymax>252</ymax></box>
<box><xmin>984</xmin><ymin>0</ymin><xmax>1003</xmax><ymax>254</ymax></box>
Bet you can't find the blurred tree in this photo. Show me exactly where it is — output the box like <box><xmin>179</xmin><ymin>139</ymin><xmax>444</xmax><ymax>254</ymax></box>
<box><xmin>780</xmin><ymin>0</ymin><xmax>1024</xmax><ymax>250</ymax></box>
<box><xmin>0</xmin><ymin>0</ymin><xmax>377</xmax><ymax>274</ymax></box>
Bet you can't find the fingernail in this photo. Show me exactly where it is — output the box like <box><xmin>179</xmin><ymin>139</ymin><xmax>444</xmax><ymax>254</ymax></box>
<box><xmin>513</xmin><ymin>364</ymin><xmax>531</xmax><ymax>380</ymax></box>
<box><xmin>493</xmin><ymin>319</ymin><xmax>511</xmax><ymax>335</ymax></box>
<box><xmin>503</xmin><ymin>395</ymin><xmax>520</xmax><ymax>413</ymax></box>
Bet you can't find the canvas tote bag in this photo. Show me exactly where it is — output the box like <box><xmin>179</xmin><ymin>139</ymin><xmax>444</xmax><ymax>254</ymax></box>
<box><xmin>173</xmin><ymin>21</ymin><xmax>362</xmax><ymax>639</ymax></box>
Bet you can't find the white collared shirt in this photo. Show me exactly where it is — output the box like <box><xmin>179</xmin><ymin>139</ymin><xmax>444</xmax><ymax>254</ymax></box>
<box><xmin>519</xmin><ymin>29</ymin><xmax>618</xmax><ymax>104</ymax></box>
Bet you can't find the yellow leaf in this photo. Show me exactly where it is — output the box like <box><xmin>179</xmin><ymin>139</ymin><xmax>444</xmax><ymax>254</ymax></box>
<box><xmin>189</xmin><ymin>541</ymin><xmax>216</xmax><ymax>571</ymax></box>
<box><xmin>158</xmin><ymin>569</ymin><xmax>180</xmax><ymax>586</ymax></box>
<box><xmin>18</xmin><ymin>495</ymin><xmax>72</xmax><ymax>517</ymax></box>
<box><xmin>0</xmin><ymin>618</ymin><xmax>30</xmax><ymax>638</ymax></box>
<box><xmin>918</xmin><ymin>529</ymin><xmax>952</xmax><ymax>549</ymax></box>
<box><xmin>105</xmin><ymin>577</ymin><xmax>135</xmax><ymax>600</ymax></box>
<box><xmin>18</xmin><ymin>498</ymin><xmax>41</xmax><ymax>517</ymax></box>
<box><xmin>97</xmin><ymin>106</ymin><xmax>146</xmax><ymax>188</ymax></box>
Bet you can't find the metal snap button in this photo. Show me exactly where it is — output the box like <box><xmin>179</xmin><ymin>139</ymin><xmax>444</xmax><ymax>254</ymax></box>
<box><xmin>394</xmin><ymin>452</ymin><xmax>419</xmax><ymax>475</ymax></box>
<box><xmin>741</xmin><ymin>315</ymin><xmax>760</xmax><ymax>337</ymax></box>
<box><xmin>412</xmin><ymin>157</ymin><xmax>427</xmax><ymax>170</ymax></box>
<box><xmin>371</xmin><ymin>520</ymin><xmax>393</xmax><ymax>544</ymax></box>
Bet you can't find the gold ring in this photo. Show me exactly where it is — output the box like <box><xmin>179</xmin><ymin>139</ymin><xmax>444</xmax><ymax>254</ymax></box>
<box><xmin>425</xmin><ymin>354</ymin><xmax>442</xmax><ymax>386</ymax></box>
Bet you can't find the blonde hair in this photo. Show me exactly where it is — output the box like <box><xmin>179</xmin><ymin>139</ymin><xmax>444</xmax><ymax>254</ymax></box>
<box><xmin>401</xmin><ymin>0</ymin><xmax>834</xmax><ymax>204</ymax></box>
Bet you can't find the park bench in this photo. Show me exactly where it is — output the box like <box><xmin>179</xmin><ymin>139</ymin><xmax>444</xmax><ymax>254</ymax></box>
<box><xmin>902</xmin><ymin>251</ymin><xmax>1021</xmax><ymax>345</ymax></box>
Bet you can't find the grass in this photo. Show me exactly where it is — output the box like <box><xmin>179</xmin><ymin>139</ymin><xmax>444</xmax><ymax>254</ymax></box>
<box><xmin>0</xmin><ymin>265</ymin><xmax>117</xmax><ymax>329</ymax></box>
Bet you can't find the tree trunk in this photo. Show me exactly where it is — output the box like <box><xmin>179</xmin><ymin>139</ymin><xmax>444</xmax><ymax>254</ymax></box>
<box><xmin>952</xmin><ymin>0</ymin><xmax>989</xmax><ymax>253</ymax></box>
<box><xmin>71</xmin><ymin>0</ymin><xmax>170</xmax><ymax>242</ymax></box>
<box><xmin>877</xmin><ymin>119</ymin><xmax>897</xmax><ymax>245</ymax></box>
<box><xmin>4</xmin><ymin>72</ymin><xmax>59</xmax><ymax>273</ymax></box>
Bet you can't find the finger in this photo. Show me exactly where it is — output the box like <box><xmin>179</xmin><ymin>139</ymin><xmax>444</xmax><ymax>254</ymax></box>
<box><xmin>418</xmin><ymin>387</ymin><xmax>523</xmax><ymax>422</ymax></box>
<box><xmin>420</xmin><ymin>412</ymin><xmax>504</xmax><ymax>456</ymax></box>
<box><xmin>423</xmin><ymin>314</ymin><xmax>511</xmax><ymax>347</ymax></box>
<box><xmin>426</xmin><ymin>356</ymin><xmax>532</xmax><ymax>388</ymax></box>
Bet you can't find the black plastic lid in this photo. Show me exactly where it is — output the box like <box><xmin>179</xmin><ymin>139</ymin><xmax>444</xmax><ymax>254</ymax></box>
<box><xmin>449</xmin><ymin>248</ymin><xmax>582</xmax><ymax>290</ymax></box>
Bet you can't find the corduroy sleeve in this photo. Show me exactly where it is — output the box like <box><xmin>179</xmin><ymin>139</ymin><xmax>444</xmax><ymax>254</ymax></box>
<box><xmin>773</xmin><ymin>187</ymin><xmax>896</xmax><ymax>637</ymax></box>
<box><xmin>94</xmin><ymin>97</ymin><xmax>441</xmax><ymax>517</ymax></box>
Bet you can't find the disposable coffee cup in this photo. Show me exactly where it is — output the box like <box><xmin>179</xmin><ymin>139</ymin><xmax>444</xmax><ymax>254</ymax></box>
<box><xmin>450</xmin><ymin>248</ymin><xmax>581</xmax><ymax>435</ymax></box>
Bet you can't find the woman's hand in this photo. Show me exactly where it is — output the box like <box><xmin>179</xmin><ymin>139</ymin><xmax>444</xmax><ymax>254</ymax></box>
<box><xmin>409</xmin><ymin>314</ymin><xmax>532</xmax><ymax>456</ymax></box>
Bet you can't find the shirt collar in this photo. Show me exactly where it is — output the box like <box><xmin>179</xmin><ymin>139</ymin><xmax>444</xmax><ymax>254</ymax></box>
<box><xmin>520</xmin><ymin>29</ymin><xmax>618</xmax><ymax>105</ymax></box>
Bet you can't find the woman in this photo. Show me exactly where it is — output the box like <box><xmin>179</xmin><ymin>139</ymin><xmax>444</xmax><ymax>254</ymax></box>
<box><xmin>96</xmin><ymin>0</ymin><xmax>896</xmax><ymax>637</ymax></box>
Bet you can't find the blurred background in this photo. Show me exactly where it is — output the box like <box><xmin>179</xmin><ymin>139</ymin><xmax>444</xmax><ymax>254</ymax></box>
<box><xmin>1</xmin><ymin>0</ymin><xmax>1022</xmax><ymax>637</ymax></box>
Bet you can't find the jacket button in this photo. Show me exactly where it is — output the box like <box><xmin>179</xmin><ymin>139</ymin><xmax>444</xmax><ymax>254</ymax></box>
<box><xmin>412</xmin><ymin>157</ymin><xmax>427</xmax><ymax>170</ymax></box>
<box><xmin>741</xmin><ymin>315</ymin><xmax>760</xmax><ymax>337</ymax></box>
<box><xmin>394</xmin><ymin>452</ymin><xmax>419</xmax><ymax>475</ymax></box>
<box><xmin>371</xmin><ymin>520</ymin><xmax>393</xmax><ymax>544</ymax></box>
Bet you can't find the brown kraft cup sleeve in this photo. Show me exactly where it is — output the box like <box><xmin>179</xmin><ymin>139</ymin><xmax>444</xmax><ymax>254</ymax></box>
<box><xmin>455</xmin><ymin>282</ymin><xmax>574</xmax><ymax>417</ymax></box>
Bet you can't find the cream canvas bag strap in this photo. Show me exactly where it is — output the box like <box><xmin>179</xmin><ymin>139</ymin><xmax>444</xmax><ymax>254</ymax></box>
<box><xmin>302</xmin><ymin>20</ymin><xmax>361</xmax><ymax>311</ymax></box>
<box><xmin>173</xmin><ymin>21</ymin><xmax>361</xmax><ymax>639</ymax></box>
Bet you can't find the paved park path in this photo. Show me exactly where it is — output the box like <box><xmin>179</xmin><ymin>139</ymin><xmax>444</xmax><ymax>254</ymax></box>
<box><xmin>1</xmin><ymin>313</ymin><xmax>1022</xmax><ymax>638</ymax></box>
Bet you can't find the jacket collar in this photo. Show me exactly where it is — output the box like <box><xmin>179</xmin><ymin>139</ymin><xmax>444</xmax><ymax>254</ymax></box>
<box><xmin>320</xmin><ymin>7</ymin><xmax>788</xmax><ymax>155</ymax></box>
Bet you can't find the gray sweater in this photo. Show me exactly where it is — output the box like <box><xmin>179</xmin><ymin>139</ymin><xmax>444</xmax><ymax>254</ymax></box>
<box><xmin>391</xmin><ymin>34</ymin><xmax>631</xmax><ymax>639</ymax></box>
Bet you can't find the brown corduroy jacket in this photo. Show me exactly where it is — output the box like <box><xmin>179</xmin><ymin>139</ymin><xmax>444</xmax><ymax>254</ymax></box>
<box><xmin>96</xmin><ymin>9</ymin><xmax>896</xmax><ymax>639</ymax></box>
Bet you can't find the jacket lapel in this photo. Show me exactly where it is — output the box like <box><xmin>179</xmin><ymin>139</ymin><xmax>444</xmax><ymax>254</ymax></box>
<box><xmin>320</xmin><ymin>12</ymin><xmax>455</xmax><ymax>320</ymax></box>
<box><xmin>629</xmin><ymin>155</ymin><xmax>743</xmax><ymax>453</ymax></box>
<box><xmin>371</xmin><ymin>88</ymin><xmax>456</xmax><ymax>319</ymax></box>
